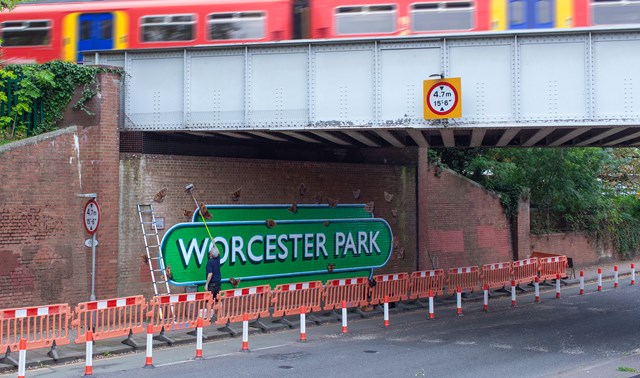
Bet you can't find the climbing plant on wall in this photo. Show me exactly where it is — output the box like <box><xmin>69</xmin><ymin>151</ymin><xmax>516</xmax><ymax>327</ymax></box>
<box><xmin>0</xmin><ymin>61</ymin><xmax>122</xmax><ymax>145</ymax></box>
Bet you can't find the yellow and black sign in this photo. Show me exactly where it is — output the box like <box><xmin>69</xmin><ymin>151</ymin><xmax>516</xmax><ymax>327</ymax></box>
<box><xmin>423</xmin><ymin>77</ymin><xmax>462</xmax><ymax>119</ymax></box>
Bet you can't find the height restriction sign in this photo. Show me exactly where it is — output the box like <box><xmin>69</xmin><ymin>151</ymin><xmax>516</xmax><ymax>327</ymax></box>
<box><xmin>423</xmin><ymin>77</ymin><xmax>462</xmax><ymax>119</ymax></box>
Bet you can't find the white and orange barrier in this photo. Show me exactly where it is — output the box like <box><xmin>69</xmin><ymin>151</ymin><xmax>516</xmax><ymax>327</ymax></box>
<box><xmin>73</xmin><ymin>295</ymin><xmax>147</xmax><ymax>348</ymax></box>
<box><xmin>0</xmin><ymin>303</ymin><xmax>71</xmax><ymax>365</ymax></box>
<box><xmin>147</xmin><ymin>292</ymin><xmax>212</xmax><ymax>343</ymax></box>
<box><xmin>369</xmin><ymin>273</ymin><xmax>410</xmax><ymax>305</ymax></box>
<box><xmin>214</xmin><ymin>285</ymin><xmax>271</xmax><ymax>334</ymax></box>
<box><xmin>323</xmin><ymin>277</ymin><xmax>369</xmax><ymax>312</ymax></box>
<box><xmin>271</xmin><ymin>281</ymin><xmax>323</xmax><ymax>327</ymax></box>
<box><xmin>538</xmin><ymin>256</ymin><xmax>568</xmax><ymax>282</ymax></box>
<box><xmin>409</xmin><ymin>269</ymin><xmax>446</xmax><ymax>301</ymax></box>
<box><xmin>512</xmin><ymin>258</ymin><xmax>539</xmax><ymax>285</ymax></box>
<box><xmin>446</xmin><ymin>266</ymin><xmax>481</xmax><ymax>295</ymax></box>
<box><xmin>481</xmin><ymin>262</ymin><xmax>512</xmax><ymax>290</ymax></box>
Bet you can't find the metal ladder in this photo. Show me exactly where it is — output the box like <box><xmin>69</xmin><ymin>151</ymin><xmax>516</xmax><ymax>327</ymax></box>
<box><xmin>137</xmin><ymin>204</ymin><xmax>171</xmax><ymax>296</ymax></box>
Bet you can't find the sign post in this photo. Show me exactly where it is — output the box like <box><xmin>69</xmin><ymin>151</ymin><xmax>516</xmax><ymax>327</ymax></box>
<box><xmin>84</xmin><ymin>198</ymin><xmax>100</xmax><ymax>301</ymax></box>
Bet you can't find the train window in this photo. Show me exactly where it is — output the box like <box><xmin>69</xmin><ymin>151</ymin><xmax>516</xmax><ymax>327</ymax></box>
<box><xmin>100</xmin><ymin>20</ymin><xmax>112</xmax><ymax>40</ymax></box>
<box><xmin>1</xmin><ymin>20</ymin><xmax>50</xmax><ymax>47</ymax></box>
<box><xmin>334</xmin><ymin>5</ymin><xmax>396</xmax><ymax>35</ymax></box>
<box><xmin>535</xmin><ymin>0</ymin><xmax>552</xmax><ymax>24</ymax></box>
<box><xmin>141</xmin><ymin>14</ymin><xmax>195</xmax><ymax>42</ymax></box>
<box><xmin>410</xmin><ymin>2</ymin><xmax>475</xmax><ymax>31</ymax></box>
<box><xmin>510</xmin><ymin>0</ymin><xmax>526</xmax><ymax>25</ymax></box>
<box><xmin>591</xmin><ymin>0</ymin><xmax>640</xmax><ymax>25</ymax></box>
<box><xmin>207</xmin><ymin>11</ymin><xmax>265</xmax><ymax>40</ymax></box>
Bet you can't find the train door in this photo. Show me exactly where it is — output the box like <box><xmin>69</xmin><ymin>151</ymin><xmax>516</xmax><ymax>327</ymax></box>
<box><xmin>77</xmin><ymin>13</ymin><xmax>113</xmax><ymax>62</ymax></box>
<box><xmin>508</xmin><ymin>0</ymin><xmax>554</xmax><ymax>28</ymax></box>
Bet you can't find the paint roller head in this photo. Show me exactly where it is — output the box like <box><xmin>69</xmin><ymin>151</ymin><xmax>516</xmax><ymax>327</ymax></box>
<box><xmin>184</xmin><ymin>184</ymin><xmax>195</xmax><ymax>193</ymax></box>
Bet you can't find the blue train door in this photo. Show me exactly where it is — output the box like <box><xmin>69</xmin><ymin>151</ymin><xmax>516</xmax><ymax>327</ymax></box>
<box><xmin>508</xmin><ymin>0</ymin><xmax>554</xmax><ymax>29</ymax></box>
<box><xmin>77</xmin><ymin>13</ymin><xmax>114</xmax><ymax>62</ymax></box>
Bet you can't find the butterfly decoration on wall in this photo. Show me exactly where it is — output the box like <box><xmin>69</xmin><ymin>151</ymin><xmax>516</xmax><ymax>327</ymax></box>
<box><xmin>153</xmin><ymin>188</ymin><xmax>167</xmax><ymax>203</ymax></box>
<box><xmin>231</xmin><ymin>188</ymin><xmax>242</xmax><ymax>202</ymax></box>
<box><xmin>327</xmin><ymin>198</ymin><xmax>338</xmax><ymax>208</ymax></box>
<box><xmin>288</xmin><ymin>203</ymin><xmax>298</xmax><ymax>214</ymax></box>
<box><xmin>327</xmin><ymin>263</ymin><xmax>336</xmax><ymax>272</ymax></box>
<box><xmin>384</xmin><ymin>191</ymin><xmax>394</xmax><ymax>203</ymax></box>
<box><xmin>199</xmin><ymin>202</ymin><xmax>212</xmax><ymax>220</ymax></box>
<box><xmin>266</xmin><ymin>219</ymin><xmax>277</xmax><ymax>228</ymax></box>
<box><xmin>365</xmin><ymin>201</ymin><xmax>375</xmax><ymax>213</ymax></box>
<box><xmin>299</xmin><ymin>183</ymin><xmax>308</xmax><ymax>196</ymax></box>
<box><xmin>353</xmin><ymin>189</ymin><xmax>361</xmax><ymax>199</ymax></box>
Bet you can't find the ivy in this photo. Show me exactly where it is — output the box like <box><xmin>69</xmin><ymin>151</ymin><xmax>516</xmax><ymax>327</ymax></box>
<box><xmin>0</xmin><ymin>61</ymin><xmax>123</xmax><ymax>144</ymax></box>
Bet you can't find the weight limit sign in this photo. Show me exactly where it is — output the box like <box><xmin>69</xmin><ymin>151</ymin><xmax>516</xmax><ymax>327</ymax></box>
<box><xmin>423</xmin><ymin>77</ymin><xmax>462</xmax><ymax>119</ymax></box>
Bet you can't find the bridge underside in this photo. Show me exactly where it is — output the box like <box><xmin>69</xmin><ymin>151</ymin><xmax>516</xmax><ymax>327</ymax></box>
<box><xmin>91</xmin><ymin>27</ymin><xmax>640</xmax><ymax>148</ymax></box>
<box><xmin>168</xmin><ymin>125</ymin><xmax>640</xmax><ymax>148</ymax></box>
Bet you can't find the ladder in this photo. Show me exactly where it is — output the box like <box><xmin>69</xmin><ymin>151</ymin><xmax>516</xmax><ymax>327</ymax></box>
<box><xmin>137</xmin><ymin>204</ymin><xmax>171</xmax><ymax>296</ymax></box>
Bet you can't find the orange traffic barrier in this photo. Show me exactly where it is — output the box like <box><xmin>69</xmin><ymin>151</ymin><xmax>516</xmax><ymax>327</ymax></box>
<box><xmin>446</xmin><ymin>266</ymin><xmax>481</xmax><ymax>294</ymax></box>
<box><xmin>147</xmin><ymin>292</ymin><xmax>212</xmax><ymax>344</ymax></box>
<box><xmin>214</xmin><ymin>285</ymin><xmax>271</xmax><ymax>333</ymax></box>
<box><xmin>481</xmin><ymin>262</ymin><xmax>512</xmax><ymax>290</ymax></box>
<box><xmin>409</xmin><ymin>269</ymin><xmax>446</xmax><ymax>299</ymax></box>
<box><xmin>271</xmin><ymin>281</ymin><xmax>323</xmax><ymax>324</ymax></box>
<box><xmin>0</xmin><ymin>303</ymin><xmax>71</xmax><ymax>365</ymax></box>
<box><xmin>538</xmin><ymin>255</ymin><xmax>568</xmax><ymax>282</ymax></box>
<box><xmin>73</xmin><ymin>295</ymin><xmax>147</xmax><ymax>348</ymax></box>
<box><xmin>369</xmin><ymin>273</ymin><xmax>410</xmax><ymax>305</ymax></box>
<box><xmin>323</xmin><ymin>277</ymin><xmax>369</xmax><ymax>311</ymax></box>
<box><xmin>512</xmin><ymin>257</ymin><xmax>539</xmax><ymax>285</ymax></box>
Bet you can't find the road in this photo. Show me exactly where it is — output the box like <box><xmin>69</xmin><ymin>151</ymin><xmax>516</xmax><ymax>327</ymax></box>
<box><xmin>9</xmin><ymin>279</ymin><xmax>640</xmax><ymax>378</ymax></box>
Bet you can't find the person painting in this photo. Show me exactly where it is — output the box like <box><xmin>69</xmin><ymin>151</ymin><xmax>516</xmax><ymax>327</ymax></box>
<box><xmin>204</xmin><ymin>242</ymin><xmax>221</xmax><ymax>301</ymax></box>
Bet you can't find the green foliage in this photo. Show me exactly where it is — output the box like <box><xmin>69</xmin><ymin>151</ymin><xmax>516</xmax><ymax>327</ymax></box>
<box><xmin>0</xmin><ymin>61</ymin><xmax>122</xmax><ymax>144</ymax></box>
<box><xmin>429</xmin><ymin>147</ymin><xmax>640</xmax><ymax>258</ymax></box>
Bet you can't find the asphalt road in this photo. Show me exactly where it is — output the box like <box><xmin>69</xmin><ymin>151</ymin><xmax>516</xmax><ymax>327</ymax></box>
<box><xmin>9</xmin><ymin>279</ymin><xmax>640</xmax><ymax>378</ymax></box>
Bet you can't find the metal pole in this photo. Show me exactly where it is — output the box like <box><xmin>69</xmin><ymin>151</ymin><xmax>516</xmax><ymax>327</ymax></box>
<box><xmin>90</xmin><ymin>233</ymin><xmax>96</xmax><ymax>301</ymax></box>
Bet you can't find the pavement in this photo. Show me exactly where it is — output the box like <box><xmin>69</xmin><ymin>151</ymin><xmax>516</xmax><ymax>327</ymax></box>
<box><xmin>0</xmin><ymin>261</ymin><xmax>633</xmax><ymax>376</ymax></box>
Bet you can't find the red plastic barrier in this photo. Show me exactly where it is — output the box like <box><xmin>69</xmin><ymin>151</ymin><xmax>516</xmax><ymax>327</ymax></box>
<box><xmin>0</xmin><ymin>303</ymin><xmax>71</xmax><ymax>353</ymax></box>
<box><xmin>512</xmin><ymin>257</ymin><xmax>539</xmax><ymax>285</ymax></box>
<box><xmin>369</xmin><ymin>273</ymin><xmax>410</xmax><ymax>305</ymax></box>
<box><xmin>539</xmin><ymin>256</ymin><xmax>568</xmax><ymax>282</ymax></box>
<box><xmin>481</xmin><ymin>262</ymin><xmax>512</xmax><ymax>290</ymax></box>
<box><xmin>148</xmin><ymin>292</ymin><xmax>212</xmax><ymax>333</ymax></box>
<box><xmin>214</xmin><ymin>285</ymin><xmax>271</xmax><ymax>326</ymax></box>
<box><xmin>323</xmin><ymin>277</ymin><xmax>369</xmax><ymax>311</ymax></box>
<box><xmin>409</xmin><ymin>269</ymin><xmax>446</xmax><ymax>299</ymax></box>
<box><xmin>73</xmin><ymin>296</ymin><xmax>146</xmax><ymax>344</ymax></box>
<box><xmin>271</xmin><ymin>281</ymin><xmax>324</xmax><ymax>318</ymax></box>
<box><xmin>447</xmin><ymin>266</ymin><xmax>481</xmax><ymax>294</ymax></box>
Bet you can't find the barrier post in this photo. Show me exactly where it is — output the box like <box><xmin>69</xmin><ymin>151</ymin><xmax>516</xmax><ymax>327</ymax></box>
<box><xmin>456</xmin><ymin>287</ymin><xmax>463</xmax><ymax>316</ymax></box>
<box><xmin>341</xmin><ymin>300</ymin><xmax>348</xmax><ymax>334</ymax></box>
<box><xmin>483</xmin><ymin>284</ymin><xmax>489</xmax><ymax>312</ymax></box>
<box><xmin>579</xmin><ymin>271</ymin><xmax>584</xmax><ymax>295</ymax></box>
<box><xmin>299</xmin><ymin>306</ymin><xmax>307</xmax><ymax>342</ymax></box>
<box><xmin>241</xmin><ymin>313</ymin><xmax>249</xmax><ymax>352</ymax></box>
<box><xmin>84</xmin><ymin>330</ymin><xmax>94</xmax><ymax>378</ymax></box>
<box><xmin>428</xmin><ymin>290</ymin><xmax>435</xmax><ymax>319</ymax></box>
<box><xmin>511</xmin><ymin>280</ymin><xmax>517</xmax><ymax>307</ymax></box>
<box><xmin>17</xmin><ymin>338</ymin><xmax>26</xmax><ymax>378</ymax></box>
<box><xmin>383</xmin><ymin>296</ymin><xmax>389</xmax><ymax>328</ymax></box>
<box><xmin>144</xmin><ymin>324</ymin><xmax>154</xmax><ymax>368</ymax></box>
<box><xmin>632</xmin><ymin>263</ymin><xmax>636</xmax><ymax>286</ymax></box>
<box><xmin>555</xmin><ymin>274</ymin><xmax>561</xmax><ymax>298</ymax></box>
<box><xmin>195</xmin><ymin>317</ymin><xmax>203</xmax><ymax>360</ymax></box>
<box><xmin>598</xmin><ymin>268</ymin><xmax>603</xmax><ymax>291</ymax></box>
<box><xmin>534</xmin><ymin>277</ymin><xmax>540</xmax><ymax>303</ymax></box>
<box><xmin>614</xmin><ymin>266</ymin><xmax>619</xmax><ymax>288</ymax></box>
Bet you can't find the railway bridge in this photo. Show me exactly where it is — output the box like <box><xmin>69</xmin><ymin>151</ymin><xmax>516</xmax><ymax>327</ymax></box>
<box><xmin>86</xmin><ymin>26</ymin><xmax>640</xmax><ymax>148</ymax></box>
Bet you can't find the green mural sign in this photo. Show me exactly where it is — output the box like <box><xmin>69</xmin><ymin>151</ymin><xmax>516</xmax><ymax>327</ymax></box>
<box><xmin>161</xmin><ymin>205</ymin><xmax>393</xmax><ymax>289</ymax></box>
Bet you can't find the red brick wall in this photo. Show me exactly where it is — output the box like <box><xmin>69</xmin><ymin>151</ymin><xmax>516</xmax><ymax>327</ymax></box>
<box><xmin>420</xmin><ymin>164</ymin><xmax>513</xmax><ymax>269</ymax></box>
<box><xmin>529</xmin><ymin>232</ymin><xmax>613</xmax><ymax>267</ymax></box>
<box><xmin>118</xmin><ymin>155</ymin><xmax>417</xmax><ymax>297</ymax></box>
<box><xmin>0</xmin><ymin>72</ymin><xmax>121</xmax><ymax>308</ymax></box>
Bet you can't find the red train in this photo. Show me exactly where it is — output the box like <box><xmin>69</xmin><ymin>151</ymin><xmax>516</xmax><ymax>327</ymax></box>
<box><xmin>0</xmin><ymin>0</ymin><xmax>638</xmax><ymax>63</ymax></box>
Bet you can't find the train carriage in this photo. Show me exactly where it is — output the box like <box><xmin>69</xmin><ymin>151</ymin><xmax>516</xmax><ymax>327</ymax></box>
<box><xmin>0</xmin><ymin>0</ymin><xmax>639</xmax><ymax>63</ymax></box>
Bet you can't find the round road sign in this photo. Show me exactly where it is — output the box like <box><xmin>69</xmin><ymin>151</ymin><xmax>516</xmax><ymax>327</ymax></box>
<box><xmin>426</xmin><ymin>82</ymin><xmax>459</xmax><ymax>116</ymax></box>
<box><xmin>84</xmin><ymin>199</ymin><xmax>100</xmax><ymax>235</ymax></box>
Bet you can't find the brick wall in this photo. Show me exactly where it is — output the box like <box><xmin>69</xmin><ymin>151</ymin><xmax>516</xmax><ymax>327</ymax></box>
<box><xmin>118</xmin><ymin>154</ymin><xmax>417</xmax><ymax>297</ymax></box>
<box><xmin>420</xmin><ymin>164</ymin><xmax>513</xmax><ymax>270</ymax></box>
<box><xmin>0</xmin><ymin>72</ymin><xmax>121</xmax><ymax>308</ymax></box>
<box><xmin>530</xmin><ymin>232</ymin><xmax>613</xmax><ymax>267</ymax></box>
